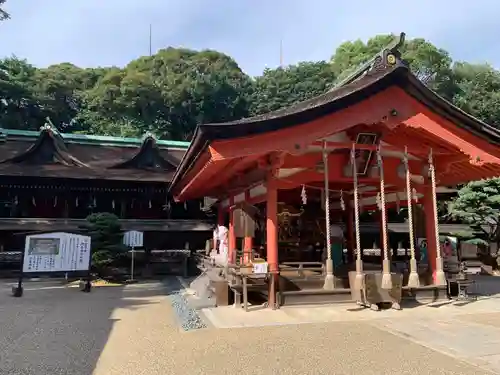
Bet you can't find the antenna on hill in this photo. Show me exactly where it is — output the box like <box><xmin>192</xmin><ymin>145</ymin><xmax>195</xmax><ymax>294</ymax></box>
<box><xmin>279</xmin><ymin>39</ymin><xmax>284</xmax><ymax>68</ymax></box>
<box><xmin>149</xmin><ymin>24</ymin><xmax>152</xmax><ymax>56</ymax></box>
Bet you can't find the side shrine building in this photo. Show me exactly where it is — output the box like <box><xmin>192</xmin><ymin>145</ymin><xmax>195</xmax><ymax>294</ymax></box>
<box><xmin>169</xmin><ymin>34</ymin><xmax>500</xmax><ymax>308</ymax></box>
<box><xmin>0</xmin><ymin>126</ymin><xmax>211</xmax><ymax>252</ymax></box>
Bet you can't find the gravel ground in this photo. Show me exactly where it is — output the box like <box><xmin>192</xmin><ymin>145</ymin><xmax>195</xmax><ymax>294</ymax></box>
<box><xmin>164</xmin><ymin>276</ymin><xmax>207</xmax><ymax>330</ymax></box>
<box><xmin>0</xmin><ymin>279</ymin><xmax>493</xmax><ymax>375</ymax></box>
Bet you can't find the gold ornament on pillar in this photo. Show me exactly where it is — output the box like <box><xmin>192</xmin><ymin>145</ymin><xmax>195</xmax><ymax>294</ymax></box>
<box><xmin>340</xmin><ymin>190</ymin><xmax>345</xmax><ymax>211</ymax></box>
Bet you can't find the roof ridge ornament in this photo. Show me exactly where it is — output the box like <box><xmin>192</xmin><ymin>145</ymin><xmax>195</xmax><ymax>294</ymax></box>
<box><xmin>330</xmin><ymin>32</ymin><xmax>406</xmax><ymax>90</ymax></box>
<box><xmin>143</xmin><ymin>131</ymin><xmax>157</xmax><ymax>141</ymax></box>
<box><xmin>40</xmin><ymin>117</ymin><xmax>57</xmax><ymax>133</ymax></box>
<box><xmin>110</xmin><ymin>132</ymin><xmax>177</xmax><ymax>171</ymax></box>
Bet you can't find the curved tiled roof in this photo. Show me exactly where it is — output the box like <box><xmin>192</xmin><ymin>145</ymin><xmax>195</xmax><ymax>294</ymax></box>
<box><xmin>170</xmin><ymin>33</ymin><xmax>500</xmax><ymax>192</ymax></box>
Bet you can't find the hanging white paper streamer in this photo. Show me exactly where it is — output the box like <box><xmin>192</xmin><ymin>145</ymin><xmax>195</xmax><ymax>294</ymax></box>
<box><xmin>300</xmin><ymin>184</ymin><xmax>307</xmax><ymax>205</ymax></box>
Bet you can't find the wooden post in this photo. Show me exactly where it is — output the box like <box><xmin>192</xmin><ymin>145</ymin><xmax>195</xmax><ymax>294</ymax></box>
<box><xmin>266</xmin><ymin>171</ymin><xmax>278</xmax><ymax>309</ymax></box>
<box><xmin>228</xmin><ymin>196</ymin><xmax>236</xmax><ymax>264</ymax></box>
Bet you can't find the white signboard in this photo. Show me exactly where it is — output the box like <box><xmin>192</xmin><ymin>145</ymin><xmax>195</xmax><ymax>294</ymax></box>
<box><xmin>252</xmin><ymin>262</ymin><xmax>268</xmax><ymax>274</ymax></box>
<box><xmin>22</xmin><ymin>232</ymin><xmax>91</xmax><ymax>273</ymax></box>
<box><xmin>123</xmin><ymin>230</ymin><xmax>144</xmax><ymax>248</ymax></box>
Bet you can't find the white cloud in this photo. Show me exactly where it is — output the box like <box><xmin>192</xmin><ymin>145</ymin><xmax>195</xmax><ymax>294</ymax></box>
<box><xmin>0</xmin><ymin>0</ymin><xmax>498</xmax><ymax>75</ymax></box>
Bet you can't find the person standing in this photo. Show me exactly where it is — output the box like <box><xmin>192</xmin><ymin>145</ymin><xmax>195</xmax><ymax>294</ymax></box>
<box><xmin>215</xmin><ymin>224</ymin><xmax>229</xmax><ymax>265</ymax></box>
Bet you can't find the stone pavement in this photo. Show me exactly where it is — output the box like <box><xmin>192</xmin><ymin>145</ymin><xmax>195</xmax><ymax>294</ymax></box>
<box><xmin>374</xmin><ymin>314</ymin><xmax>500</xmax><ymax>373</ymax></box>
<box><xmin>0</xmin><ymin>279</ymin><xmax>497</xmax><ymax>375</ymax></box>
<box><xmin>201</xmin><ymin>295</ymin><xmax>500</xmax><ymax>328</ymax></box>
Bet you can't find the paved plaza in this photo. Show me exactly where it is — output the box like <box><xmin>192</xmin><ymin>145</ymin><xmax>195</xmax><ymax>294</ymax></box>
<box><xmin>1</xmin><ymin>278</ymin><xmax>500</xmax><ymax>375</ymax></box>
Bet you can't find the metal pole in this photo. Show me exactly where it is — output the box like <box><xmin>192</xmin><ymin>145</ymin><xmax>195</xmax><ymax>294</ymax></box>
<box><xmin>13</xmin><ymin>246</ymin><xmax>25</xmax><ymax>297</ymax></box>
<box><xmin>130</xmin><ymin>246</ymin><xmax>135</xmax><ymax>281</ymax></box>
<box><xmin>149</xmin><ymin>24</ymin><xmax>152</xmax><ymax>56</ymax></box>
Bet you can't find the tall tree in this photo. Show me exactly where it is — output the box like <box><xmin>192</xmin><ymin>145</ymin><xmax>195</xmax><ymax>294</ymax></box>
<box><xmin>451</xmin><ymin>62</ymin><xmax>500</xmax><ymax>128</ymax></box>
<box><xmin>0</xmin><ymin>0</ymin><xmax>9</xmax><ymax>21</ymax></box>
<box><xmin>0</xmin><ymin>57</ymin><xmax>44</xmax><ymax>130</ymax></box>
<box><xmin>249</xmin><ymin>61</ymin><xmax>337</xmax><ymax>116</ymax></box>
<box><xmin>330</xmin><ymin>34</ymin><xmax>453</xmax><ymax>98</ymax></box>
<box><xmin>448</xmin><ymin>179</ymin><xmax>500</xmax><ymax>268</ymax></box>
<box><xmin>82</xmin><ymin>48</ymin><xmax>252</xmax><ymax>140</ymax></box>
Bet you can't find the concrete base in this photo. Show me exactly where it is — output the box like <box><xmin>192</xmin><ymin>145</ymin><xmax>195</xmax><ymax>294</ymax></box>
<box><xmin>11</xmin><ymin>285</ymin><xmax>23</xmax><ymax>297</ymax></box>
<box><xmin>79</xmin><ymin>280</ymin><xmax>92</xmax><ymax>293</ymax></box>
<box><xmin>402</xmin><ymin>285</ymin><xmax>448</xmax><ymax>304</ymax></box>
<box><xmin>277</xmin><ymin>288</ymin><xmax>351</xmax><ymax>306</ymax></box>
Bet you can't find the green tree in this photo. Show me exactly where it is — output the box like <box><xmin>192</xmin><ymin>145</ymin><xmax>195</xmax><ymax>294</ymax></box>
<box><xmin>32</xmin><ymin>63</ymin><xmax>100</xmax><ymax>132</ymax></box>
<box><xmin>448</xmin><ymin>179</ymin><xmax>500</xmax><ymax>268</ymax></box>
<box><xmin>249</xmin><ymin>61</ymin><xmax>337</xmax><ymax>116</ymax></box>
<box><xmin>451</xmin><ymin>62</ymin><xmax>500</xmax><ymax>129</ymax></box>
<box><xmin>0</xmin><ymin>57</ymin><xmax>44</xmax><ymax>130</ymax></box>
<box><xmin>83</xmin><ymin>212</ymin><xmax>126</xmax><ymax>270</ymax></box>
<box><xmin>330</xmin><ymin>34</ymin><xmax>453</xmax><ymax>98</ymax></box>
<box><xmin>80</xmin><ymin>48</ymin><xmax>252</xmax><ymax>140</ymax></box>
<box><xmin>0</xmin><ymin>0</ymin><xmax>9</xmax><ymax>21</ymax></box>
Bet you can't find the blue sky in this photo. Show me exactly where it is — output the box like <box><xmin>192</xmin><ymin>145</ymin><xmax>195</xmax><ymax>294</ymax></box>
<box><xmin>1</xmin><ymin>0</ymin><xmax>499</xmax><ymax>77</ymax></box>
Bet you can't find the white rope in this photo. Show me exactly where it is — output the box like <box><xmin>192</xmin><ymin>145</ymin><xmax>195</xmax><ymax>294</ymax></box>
<box><xmin>377</xmin><ymin>146</ymin><xmax>392</xmax><ymax>289</ymax></box>
<box><xmin>323</xmin><ymin>143</ymin><xmax>332</xmax><ymax>260</ymax></box>
<box><xmin>429</xmin><ymin>149</ymin><xmax>447</xmax><ymax>285</ymax></box>
<box><xmin>352</xmin><ymin>144</ymin><xmax>363</xmax><ymax>290</ymax></box>
<box><xmin>405</xmin><ymin>146</ymin><xmax>419</xmax><ymax>287</ymax></box>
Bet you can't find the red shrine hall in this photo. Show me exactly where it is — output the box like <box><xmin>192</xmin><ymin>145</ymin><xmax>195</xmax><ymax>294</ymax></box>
<box><xmin>169</xmin><ymin>34</ymin><xmax>500</xmax><ymax>309</ymax></box>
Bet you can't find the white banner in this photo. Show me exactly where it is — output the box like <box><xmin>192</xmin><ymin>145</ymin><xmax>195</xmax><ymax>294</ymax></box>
<box><xmin>22</xmin><ymin>232</ymin><xmax>91</xmax><ymax>273</ymax></box>
<box><xmin>123</xmin><ymin>230</ymin><xmax>144</xmax><ymax>248</ymax></box>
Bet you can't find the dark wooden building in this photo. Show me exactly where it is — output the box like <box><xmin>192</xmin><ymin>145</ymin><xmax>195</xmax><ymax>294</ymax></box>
<box><xmin>0</xmin><ymin>125</ymin><xmax>212</xmax><ymax>252</ymax></box>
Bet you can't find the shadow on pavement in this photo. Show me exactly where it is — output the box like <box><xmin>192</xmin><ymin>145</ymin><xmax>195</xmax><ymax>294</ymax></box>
<box><xmin>0</xmin><ymin>278</ymin><xmax>181</xmax><ymax>375</ymax></box>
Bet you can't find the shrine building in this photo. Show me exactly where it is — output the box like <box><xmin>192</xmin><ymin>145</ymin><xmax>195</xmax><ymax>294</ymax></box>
<box><xmin>0</xmin><ymin>126</ymin><xmax>211</xmax><ymax>253</ymax></box>
<box><xmin>169</xmin><ymin>33</ymin><xmax>500</xmax><ymax>308</ymax></box>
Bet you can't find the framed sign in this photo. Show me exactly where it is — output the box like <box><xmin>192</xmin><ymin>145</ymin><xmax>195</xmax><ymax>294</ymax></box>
<box><xmin>123</xmin><ymin>230</ymin><xmax>144</xmax><ymax>248</ymax></box>
<box><xmin>22</xmin><ymin>232</ymin><xmax>91</xmax><ymax>273</ymax></box>
<box><xmin>354</xmin><ymin>132</ymin><xmax>378</xmax><ymax>176</ymax></box>
<box><xmin>252</xmin><ymin>262</ymin><xmax>268</xmax><ymax>274</ymax></box>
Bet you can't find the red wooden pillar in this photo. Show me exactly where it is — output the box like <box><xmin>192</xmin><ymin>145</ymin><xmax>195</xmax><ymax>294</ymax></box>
<box><xmin>266</xmin><ymin>172</ymin><xmax>278</xmax><ymax>308</ymax></box>
<box><xmin>228</xmin><ymin>196</ymin><xmax>236</xmax><ymax>264</ymax></box>
<box><xmin>423</xmin><ymin>185</ymin><xmax>438</xmax><ymax>283</ymax></box>
<box><xmin>243</xmin><ymin>191</ymin><xmax>253</xmax><ymax>264</ymax></box>
<box><xmin>217</xmin><ymin>205</ymin><xmax>224</xmax><ymax>226</ymax></box>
